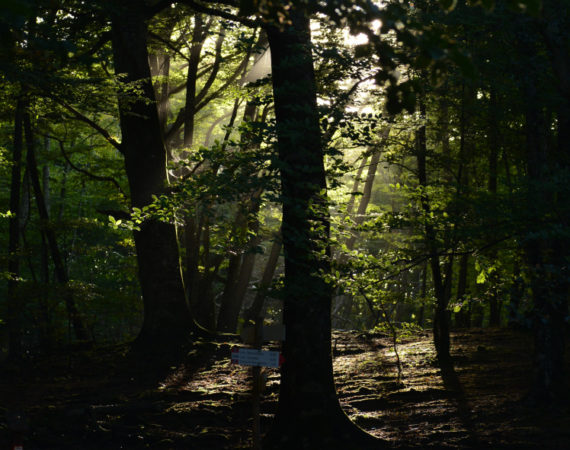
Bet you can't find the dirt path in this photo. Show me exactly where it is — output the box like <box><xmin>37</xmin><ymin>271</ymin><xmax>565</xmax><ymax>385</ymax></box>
<box><xmin>1</xmin><ymin>329</ymin><xmax>569</xmax><ymax>448</ymax></box>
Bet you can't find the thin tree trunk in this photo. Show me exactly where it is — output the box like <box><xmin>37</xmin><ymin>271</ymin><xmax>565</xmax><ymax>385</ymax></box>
<box><xmin>454</xmin><ymin>254</ymin><xmax>469</xmax><ymax>328</ymax></box>
<box><xmin>345</xmin><ymin>149</ymin><xmax>382</xmax><ymax>250</ymax></box>
<box><xmin>487</xmin><ymin>88</ymin><xmax>501</xmax><ymax>327</ymax></box>
<box><xmin>216</xmin><ymin>206</ymin><xmax>262</xmax><ymax>332</ymax></box>
<box><xmin>186</xmin><ymin>99</ymin><xmax>242</xmax><ymax>329</ymax></box>
<box><xmin>245</xmin><ymin>232</ymin><xmax>282</xmax><ymax>323</ymax></box>
<box><xmin>417</xmin><ymin>262</ymin><xmax>427</xmax><ymax>328</ymax></box>
<box><xmin>216</xmin><ymin>102</ymin><xmax>264</xmax><ymax>332</ymax></box>
<box><xmin>23</xmin><ymin>109</ymin><xmax>88</xmax><ymax>341</ymax></box>
<box><xmin>345</xmin><ymin>156</ymin><xmax>368</xmax><ymax>216</ymax></box>
<box><xmin>7</xmin><ymin>97</ymin><xmax>25</xmax><ymax>358</ymax></box>
<box><xmin>183</xmin><ymin>14</ymin><xmax>206</xmax><ymax>148</ymax></box>
<box><xmin>416</xmin><ymin>97</ymin><xmax>452</xmax><ymax>365</ymax></box>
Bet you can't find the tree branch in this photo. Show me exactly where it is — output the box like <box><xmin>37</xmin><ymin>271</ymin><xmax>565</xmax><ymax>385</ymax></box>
<box><xmin>48</xmin><ymin>135</ymin><xmax>127</xmax><ymax>197</ymax></box>
<box><xmin>49</xmin><ymin>96</ymin><xmax>122</xmax><ymax>151</ymax></box>
<box><xmin>149</xmin><ymin>31</ymin><xmax>191</xmax><ymax>61</ymax></box>
<box><xmin>180</xmin><ymin>0</ymin><xmax>259</xmax><ymax>28</ymax></box>
<box><xmin>72</xmin><ymin>31</ymin><xmax>112</xmax><ymax>60</ymax></box>
<box><xmin>195</xmin><ymin>29</ymin><xmax>225</xmax><ymax>105</ymax></box>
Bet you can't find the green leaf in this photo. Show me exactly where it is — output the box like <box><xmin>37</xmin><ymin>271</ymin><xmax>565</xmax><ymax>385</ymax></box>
<box><xmin>476</xmin><ymin>271</ymin><xmax>486</xmax><ymax>284</ymax></box>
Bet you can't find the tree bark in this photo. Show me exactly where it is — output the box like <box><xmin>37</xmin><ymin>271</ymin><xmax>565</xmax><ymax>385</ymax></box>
<box><xmin>110</xmin><ymin>3</ymin><xmax>192</xmax><ymax>347</ymax></box>
<box><xmin>263</xmin><ymin>8</ymin><xmax>378</xmax><ymax>448</ymax></box>
<box><xmin>7</xmin><ymin>97</ymin><xmax>25</xmax><ymax>358</ymax></box>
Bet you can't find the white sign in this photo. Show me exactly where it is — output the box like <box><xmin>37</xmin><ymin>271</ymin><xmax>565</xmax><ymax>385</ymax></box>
<box><xmin>231</xmin><ymin>347</ymin><xmax>284</xmax><ymax>368</ymax></box>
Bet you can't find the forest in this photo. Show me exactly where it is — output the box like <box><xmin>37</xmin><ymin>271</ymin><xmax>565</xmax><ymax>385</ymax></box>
<box><xmin>1</xmin><ymin>0</ymin><xmax>569</xmax><ymax>448</ymax></box>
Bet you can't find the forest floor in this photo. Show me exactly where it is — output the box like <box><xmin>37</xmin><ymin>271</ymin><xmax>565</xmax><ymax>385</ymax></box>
<box><xmin>1</xmin><ymin>328</ymin><xmax>569</xmax><ymax>449</ymax></box>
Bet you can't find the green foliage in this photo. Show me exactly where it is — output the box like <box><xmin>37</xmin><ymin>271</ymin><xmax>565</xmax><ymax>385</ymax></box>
<box><xmin>1</xmin><ymin>0</ymin><xmax>567</xmax><ymax>355</ymax></box>
<box><xmin>373</xmin><ymin>321</ymin><xmax>423</xmax><ymax>341</ymax></box>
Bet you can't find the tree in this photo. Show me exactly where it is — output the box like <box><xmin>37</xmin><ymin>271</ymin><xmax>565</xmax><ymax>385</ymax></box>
<box><xmin>109</xmin><ymin>0</ymin><xmax>193</xmax><ymax>347</ymax></box>
<box><xmin>261</xmin><ymin>4</ymin><xmax>379</xmax><ymax>448</ymax></box>
<box><xmin>6</xmin><ymin>97</ymin><xmax>25</xmax><ymax>358</ymax></box>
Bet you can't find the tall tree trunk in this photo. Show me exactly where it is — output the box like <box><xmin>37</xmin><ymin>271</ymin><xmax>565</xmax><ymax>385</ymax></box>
<box><xmin>217</xmin><ymin>101</ymin><xmax>268</xmax><ymax>333</ymax></box>
<box><xmin>454</xmin><ymin>254</ymin><xmax>470</xmax><ymax>329</ymax></box>
<box><xmin>110</xmin><ymin>3</ymin><xmax>192</xmax><ymax>347</ymax></box>
<box><xmin>523</xmin><ymin>68</ymin><xmax>567</xmax><ymax>403</ymax></box>
<box><xmin>332</xmin><ymin>155</ymin><xmax>367</xmax><ymax>328</ymax></box>
<box><xmin>183</xmin><ymin>14</ymin><xmax>206</xmax><ymax>148</ymax></box>
<box><xmin>244</xmin><ymin>232</ymin><xmax>282</xmax><ymax>323</ymax></box>
<box><xmin>515</xmin><ymin>16</ymin><xmax>569</xmax><ymax>402</ymax></box>
<box><xmin>416</xmin><ymin>98</ymin><xmax>452</xmax><ymax>365</ymax></box>
<box><xmin>6</xmin><ymin>97</ymin><xmax>25</xmax><ymax>359</ymax></box>
<box><xmin>23</xmin><ymin>108</ymin><xmax>88</xmax><ymax>341</ymax></box>
<box><xmin>335</xmin><ymin>129</ymin><xmax>390</xmax><ymax>328</ymax></box>
<box><xmin>149</xmin><ymin>50</ymin><xmax>171</xmax><ymax>138</ymax></box>
<box><xmin>345</xmin><ymin>156</ymin><xmax>368</xmax><ymax>216</ymax></box>
<box><xmin>345</xmin><ymin>147</ymin><xmax>383</xmax><ymax>250</ymax></box>
<box><xmin>216</xmin><ymin>202</ymin><xmax>262</xmax><ymax>333</ymax></box>
<box><xmin>39</xmin><ymin>149</ymin><xmax>54</xmax><ymax>351</ymax></box>
<box><xmin>487</xmin><ymin>88</ymin><xmax>501</xmax><ymax>327</ymax></box>
<box><xmin>417</xmin><ymin>262</ymin><xmax>427</xmax><ymax>328</ymax></box>
<box><xmin>263</xmin><ymin>8</ymin><xmax>377</xmax><ymax>448</ymax></box>
<box><xmin>186</xmin><ymin>99</ymin><xmax>241</xmax><ymax>329</ymax></box>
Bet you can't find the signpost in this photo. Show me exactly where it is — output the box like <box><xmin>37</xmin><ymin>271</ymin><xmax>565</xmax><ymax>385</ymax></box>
<box><xmin>231</xmin><ymin>347</ymin><xmax>284</xmax><ymax>368</ymax></box>
<box><xmin>231</xmin><ymin>321</ymin><xmax>285</xmax><ymax>450</ymax></box>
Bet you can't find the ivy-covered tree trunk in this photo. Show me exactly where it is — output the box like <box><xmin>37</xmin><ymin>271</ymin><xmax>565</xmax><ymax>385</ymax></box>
<box><xmin>110</xmin><ymin>3</ymin><xmax>192</xmax><ymax>347</ymax></box>
<box><xmin>263</xmin><ymin>8</ymin><xmax>378</xmax><ymax>449</ymax></box>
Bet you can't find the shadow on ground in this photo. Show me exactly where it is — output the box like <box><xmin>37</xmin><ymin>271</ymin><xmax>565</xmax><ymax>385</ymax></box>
<box><xmin>1</xmin><ymin>328</ymin><xmax>569</xmax><ymax>448</ymax></box>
